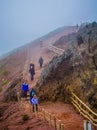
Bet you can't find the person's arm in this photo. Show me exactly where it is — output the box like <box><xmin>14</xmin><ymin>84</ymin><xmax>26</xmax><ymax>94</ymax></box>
<box><xmin>36</xmin><ymin>98</ymin><xmax>38</xmax><ymax>105</ymax></box>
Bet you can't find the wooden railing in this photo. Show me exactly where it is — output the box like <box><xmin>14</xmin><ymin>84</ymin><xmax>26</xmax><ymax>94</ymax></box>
<box><xmin>19</xmin><ymin>97</ymin><xmax>65</xmax><ymax>130</ymax></box>
<box><xmin>40</xmin><ymin>108</ymin><xmax>65</xmax><ymax>130</ymax></box>
<box><xmin>70</xmin><ymin>92</ymin><xmax>97</xmax><ymax>126</ymax></box>
<box><xmin>48</xmin><ymin>44</ymin><xmax>64</xmax><ymax>55</ymax></box>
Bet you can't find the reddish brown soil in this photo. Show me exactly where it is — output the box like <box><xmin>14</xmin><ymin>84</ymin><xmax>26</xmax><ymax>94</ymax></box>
<box><xmin>1</xmin><ymin>28</ymin><xmax>96</xmax><ymax>130</ymax></box>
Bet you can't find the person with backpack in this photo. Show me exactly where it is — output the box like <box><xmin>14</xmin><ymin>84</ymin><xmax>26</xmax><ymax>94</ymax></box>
<box><xmin>29</xmin><ymin>62</ymin><xmax>35</xmax><ymax>81</ymax></box>
<box><xmin>30</xmin><ymin>88</ymin><xmax>36</xmax><ymax>103</ymax></box>
<box><xmin>31</xmin><ymin>94</ymin><xmax>38</xmax><ymax>112</ymax></box>
<box><xmin>39</xmin><ymin>56</ymin><xmax>44</xmax><ymax>68</ymax></box>
<box><xmin>21</xmin><ymin>80</ymin><xmax>29</xmax><ymax>98</ymax></box>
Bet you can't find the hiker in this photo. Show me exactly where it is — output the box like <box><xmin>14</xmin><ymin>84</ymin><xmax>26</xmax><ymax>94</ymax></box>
<box><xmin>31</xmin><ymin>94</ymin><xmax>38</xmax><ymax>112</ymax></box>
<box><xmin>29</xmin><ymin>62</ymin><xmax>35</xmax><ymax>81</ymax></box>
<box><xmin>30</xmin><ymin>88</ymin><xmax>36</xmax><ymax>102</ymax></box>
<box><xmin>39</xmin><ymin>56</ymin><xmax>43</xmax><ymax>68</ymax></box>
<box><xmin>21</xmin><ymin>80</ymin><xmax>29</xmax><ymax>98</ymax></box>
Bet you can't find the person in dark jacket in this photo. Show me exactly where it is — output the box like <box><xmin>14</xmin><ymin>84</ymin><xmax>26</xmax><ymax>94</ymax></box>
<box><xmin>29</xmin><ymin>63</ymin><xmax>34</xmax><ymax>69</ymax></box>
<box><xmin>30</xmin><ymin>88</ymin><xmax>36</xmax><ymax>99</ymax></box>
<box><xmin>29</xmin><ymin>63</ymin><xmax>35</xmax><ymax>81</ymax></box>
<box><xmin>39</xmin><ymin>56</ymin><xmax>43</xmax><ymax>68</ymax></box>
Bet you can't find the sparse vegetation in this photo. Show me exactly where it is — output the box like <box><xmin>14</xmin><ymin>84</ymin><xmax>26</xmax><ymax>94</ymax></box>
<box><xmin>4</xmin><ymin>128</ymin><xmax>9</xmax><ymax>130</ymax></box>
<box><xmin>26</xmin><ymin>127</ymin><xmax>30</xmax><ymax>130</ymax></box>
<box><xmin>0</xmin><ymin>110</ymin><xmax>3</xmax><ymax>117</ymax></box>
<box><xmin>77</xmin><ymin>35</ymin><xmax>83</xmax><ymax>46</ymax></box>
<box><xmin>1</xmin><ymin>69</ymin><xmax>9</xmax><ymax>76</ymax></box>
<box><xmin>4</xmin><ymin>78</ymin><xmax>22</xmax><ymax>102</ymax></box>
<box><xmin>0</xmin><ymin>87</ymin><xmax>2</xmax><ymax>92</ymax></box>
<box><xmin>3</xmin><ymin>80</ymin><xmax>9</xmax><ymax>85</ymax></box>
<box><xmin>22</xmin><ymin>114</ymin><xmax>29</xmax><ymax>121</ymax></box>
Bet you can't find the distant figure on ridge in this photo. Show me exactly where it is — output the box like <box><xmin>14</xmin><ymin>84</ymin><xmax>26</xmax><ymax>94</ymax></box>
<box><xmin>21</xmin><ymin>80</ymin><xmax>29</xmax><ymax>98</ymax></box>
<box><xmin>40</xmin><ymin>40</ymin><xmax>43</xmax><ymax>47</ymax></box>
<box><xmin>39</xmin><ymin>56</ymin><xmax>44</xmax><ymax>68</ymax></box>
<box><xmin>29</xmin><ymin>62</ymin><xmax>35</xmax><ymax>81</ymax></box>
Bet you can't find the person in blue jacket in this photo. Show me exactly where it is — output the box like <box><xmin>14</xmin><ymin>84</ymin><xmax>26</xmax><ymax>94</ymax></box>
<box><xmin>21</xmin><ymin>80</ymin><xmax>29</xmax><ymax>98</ymax></box>
<box><xmin>31</xmin><ymin>95</ymin><xmax>38</xmax><ymax>112</ymax></box>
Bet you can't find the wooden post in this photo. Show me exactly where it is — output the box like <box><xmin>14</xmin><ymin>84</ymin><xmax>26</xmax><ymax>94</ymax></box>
<box><xmin>58</xmin><ymin>120</ymin><xmax>61</xmax><ymax>130</ymax></box>
<box><xmin>42</xmin><ymin>109</ymin><xmax>46</xmax><ymax>121</ymax></box>
<box><xmin>53</xmin><ymin>115</ymin><xmax>57</xmax><ymax>130</ymax></box>
<box><xmin>21</xmin><ymin>100</ymin><xmax>23</xmax><ymax>109</ymax></box>
<box><xmin>21</xmin><ymin>101</ymin><xmax>25</xmax><ymax>111</ymax></box>
<box><xmin>61</xmin><ymin>124</ymin><xmax>64</xmax><ymax>130</ymax></box>
<box><xmin>84</xmin><ymin>120</ymin><xmax>88</xmax><ymax>130</ymax></box>
<box><xmin>49</xmin><ymin>113</ymin><xmax>52</xmax><ymax>127</ymax></box>
<box><xmin>88</xmin><ymin>121</ymin><xmax>92</xmax><ymax>130</ymax></box>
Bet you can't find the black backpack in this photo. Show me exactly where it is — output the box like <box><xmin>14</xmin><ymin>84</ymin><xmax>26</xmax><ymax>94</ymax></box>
<box><xmin>30</xmin><ymin>89</ymin><xmax>35</xmax><ymax>98</ymax></box>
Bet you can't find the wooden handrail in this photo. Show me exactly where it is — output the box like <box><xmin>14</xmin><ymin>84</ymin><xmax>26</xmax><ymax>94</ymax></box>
<box><xmin>48</xmin><ymin>44</ymin><xmax>64</xmax><ymax>55</ymax></box>
<box><xmin>70</xmin><ymin>92</ymin><xmax>97</xmax><ymax>126</ymax></box>
<box><xmin>19</xmin><ymin>99</ymin><xmax>64</xmax><ymax>130</ymax></box>
<box><xmin>41</xmin><ymin>108</ymin><xmax>64</xmax><ymax>130</ymax></box>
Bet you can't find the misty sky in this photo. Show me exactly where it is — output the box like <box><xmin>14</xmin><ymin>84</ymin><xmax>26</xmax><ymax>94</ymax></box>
<box><xmin>0</xmin><ymin>0</ymin><xmax>97</xmax><ymax>56</ymax></box>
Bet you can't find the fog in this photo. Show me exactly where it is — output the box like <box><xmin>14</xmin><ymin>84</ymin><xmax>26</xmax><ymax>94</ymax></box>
<box><xmin>0</xmin><ymin>0</ymin><xmax>97</xmax><ymax>56</ymax></box>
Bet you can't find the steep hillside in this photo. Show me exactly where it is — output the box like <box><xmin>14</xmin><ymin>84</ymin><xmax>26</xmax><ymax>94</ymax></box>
<box><xmin>0</xmin><ymin>47</ymin><xmax>27</xmax><ymax>101</ymax></box>
<box><xmin>0</xmin><ymin>25</ymin><xmax>78</xmax><ymax>130</ymax></box>
<box><xmin>36</xmin><ymin>22</ymin><xmax>97</xmax><ymax>112</ymax></box>
<box><xmin>40</xmin><ymin>26</ymin><xmax>78</xmax><ymax>41</ymax></box>
<box><xmin>0</xmin><ymin>25</ymin><xmax>77</xmax><ymax>103</ymax></box>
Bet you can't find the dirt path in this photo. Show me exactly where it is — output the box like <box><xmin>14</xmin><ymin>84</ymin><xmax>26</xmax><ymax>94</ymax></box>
<box><xmin>40</xmin><ymin>102</ymin><xmax>84</xmax><ymax>130</ymax></box>
<box><xmin>25</xmin><ymin>40</ymin><xmax>85</xmax><ymax>130</ymax></box>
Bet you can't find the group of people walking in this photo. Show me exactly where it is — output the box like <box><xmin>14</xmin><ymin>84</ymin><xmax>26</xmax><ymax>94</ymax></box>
<box><xmin>21</xmin><ymin>56</ymin><xmax>44</xmax><ymax>112</ymax></box>
<box><xmin>21</xmin><ymin>82</ymin><xmax>38</xmax><ymax>112</ymax></box>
